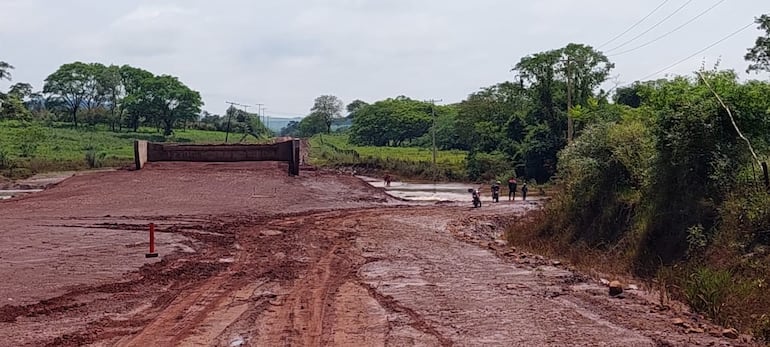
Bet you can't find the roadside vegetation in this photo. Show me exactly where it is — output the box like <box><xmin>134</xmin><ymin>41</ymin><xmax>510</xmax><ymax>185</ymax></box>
<box><xmin>507</xmin><ymin>14</ymin><xmax>770</xmax><ymax>341</ymax></box>
<box><xmin>308</xmin><ymin>133</ymin><xmax>467</xmax><ymax>181</ymax></box>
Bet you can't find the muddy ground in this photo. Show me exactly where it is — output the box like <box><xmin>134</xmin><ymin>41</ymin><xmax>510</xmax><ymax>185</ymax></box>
<box><xmin>0</xmin><ymin>162</ymin><xmax>757</xmax><ymax>346</ymax></box>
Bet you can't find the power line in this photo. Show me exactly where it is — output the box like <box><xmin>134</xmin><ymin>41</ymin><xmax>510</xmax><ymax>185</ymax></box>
<box><xmin>609</xmin><ymin>0</ymin><xmax>726</xmax><ymax>57</ymax></box>
<box><xmin>598</xmin><ymin>0</ymin><xmax>671</xmax><ymax>49</ymax></box>
<box><xmin>606</xmin><ymin>0</ymin><xmax>694</xmax><ymax>53</ymax></box>
<box><xmin>633</xmin><ymin>21</ymin><xmax>755</xmax><ymax>82</ymax></box>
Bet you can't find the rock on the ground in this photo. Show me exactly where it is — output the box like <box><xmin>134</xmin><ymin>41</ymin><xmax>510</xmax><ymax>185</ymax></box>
<box><xmin>609</xmin><ymin>281</ymin><xmax>623</xmax><ymax>296</ymax></box>
<box><xmin>686</xmin><ymin>327</ymin><xmax>705</xmax><ymax>334</ymax></box>
<box><xmin>600</xmin><ymin>278</ymin><xmax>610</xmax><ymax>286</ymax></box>
<box><xmin>722</xmin><ymin>328</ymin><xmax>739</xmax><ymax>339</ymax></box>
<box><xmin>672</xmin><ymin>318</ymin><xmax>686</xmax><ymax>327</ymax></box>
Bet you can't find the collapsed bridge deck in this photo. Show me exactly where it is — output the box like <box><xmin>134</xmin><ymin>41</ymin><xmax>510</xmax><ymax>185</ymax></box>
<box><xmin>134</xmin><ymin>139</ymin><xmax>301</xmax><ymax>175</ymax></box>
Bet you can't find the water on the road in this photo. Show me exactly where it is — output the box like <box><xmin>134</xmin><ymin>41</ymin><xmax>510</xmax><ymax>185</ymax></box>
<box><xmin>358</xmin><ymin>176</ymin><xmax>541</xmax><ymax>203</ymax></box>
<box><xmin>0</xmin><ymin>189</ymin><xmax>43</xmax><ymax>200</ymax></box>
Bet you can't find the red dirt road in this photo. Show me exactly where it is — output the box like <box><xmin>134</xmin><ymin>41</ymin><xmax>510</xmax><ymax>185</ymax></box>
<box><xmin>0</xmin><ymin>163</ymin><xmax>755</xmax><ymax>346</ymax></box>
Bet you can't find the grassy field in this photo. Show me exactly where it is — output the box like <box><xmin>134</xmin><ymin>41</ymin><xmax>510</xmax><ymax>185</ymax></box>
<box><xmin>308</xmin><ymin>133</ymin><xmax>468</xmax><ymax>180</ymax></box>
<box><xmin>0</xmin><ymin>122</ymin><xmax>470</xmax><ymax>180</ymax></box>
<box><xmin>0</xmin><ymin>120</ymin><xmax>262</xmax><ymax>178</ymax></box>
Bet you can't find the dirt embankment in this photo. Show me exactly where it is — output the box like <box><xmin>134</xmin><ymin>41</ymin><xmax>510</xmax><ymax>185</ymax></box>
<box><xmin>0</xmin><ymin>162</ymin><xmax>757</xmax><ymax>346</ymax></box>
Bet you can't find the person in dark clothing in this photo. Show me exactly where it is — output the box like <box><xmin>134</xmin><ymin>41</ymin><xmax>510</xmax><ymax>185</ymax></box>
<box><xmin>491</xmin><ymin>181</ymin><xmax>501</xmax><ymax>203</ymax></box>
<box><xmin>507</xmin><ymin>177</ymin><xmax>517</xmax><ymax>201</ymax></box>
<box><xmin>521</xmin><ymin>182</ymin><xmax>528</xmax><ymax>201</ymax></box>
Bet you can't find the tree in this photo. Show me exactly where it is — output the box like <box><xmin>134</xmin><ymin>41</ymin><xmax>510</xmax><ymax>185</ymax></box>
<box><xmin>346</xmin><ymin>99</ymin><xmax>368</xmax><ymax>118</ymax></box>
<box><xmin>349</xmin><ymin>97</ymin><xmax>433</xmax><ymax>146</ymax></box>
<box><xmin>298</xmin><ymin>113</ymin><xmax>327</xmax><ymax>137</ymax></box>
<box><xmin>8</xmin><ymin>83</ymin><xmax>33</xmax><ymax>99</ymax></box>
<box><xmin>128</xmin><ymin>75</ymin><xmax>203</xmax><ymax>136</ymax></box>
<box><xmin>99</xmin><ymin>65</ymin><xmax>124</xmax><ymax>131</ymax></box>
<box><xmin>43</xmin><ymin>62</ymin><xmax>107</xmax><ymax>127</ymax></box>
<box><xmin>119</xmin><ymin>65</ymin><xmax>155</xmax><ymax>131</ymax></box>
<box><xmin>746</xmin><ymin>14</ymin><xmax>770</xmax><ymax>73</ymax></box>
<box><xmin>0</xmin><ymin>61</ymin><xmax>13</xmax><ymax>81</ymax></box>
<box><xmin>280</xmin><ymin>120</ymin><xmax>300</xmax><ymax>137</ymax></box>
<box><xmin>311</xmin><ymin>95</ymin><xmax>343</xmax><ymax>133</ymax></box>
<box><xmin>514</xmin><ymin>43</ymin><xmax>613</xmax><ymax>142</ymax></box>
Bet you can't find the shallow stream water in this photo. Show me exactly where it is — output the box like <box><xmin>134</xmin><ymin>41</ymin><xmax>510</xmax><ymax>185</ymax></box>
<box><xmin>358</xmin><ymin>176</ymin><xmax>542</xmax><ymax>203</ymax></box>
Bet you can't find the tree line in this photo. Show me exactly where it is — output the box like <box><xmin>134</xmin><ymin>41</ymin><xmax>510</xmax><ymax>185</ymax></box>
<box><xmin>0</xmin><ymin>62</ymin><xmax>221</xmax><ymax>136</ymax></box>
<box><xmin>282</xmin><ymin>42</ymin><xmax>613</xmax><ymax>183</ymax></box>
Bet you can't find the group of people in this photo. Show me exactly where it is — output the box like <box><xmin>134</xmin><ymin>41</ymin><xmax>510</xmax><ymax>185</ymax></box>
<box><xmin>490</xmin><ymin>177</ymin><xmax>528</xmax><ymax>202</ymax></box>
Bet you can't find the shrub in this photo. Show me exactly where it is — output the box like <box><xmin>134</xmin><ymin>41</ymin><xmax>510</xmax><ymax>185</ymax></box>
<box><xmin>0</xmin><ymin>150</ymin><xmax>12</xmax><ymax>170</ymax></box>
<box><xmin>84</xmin><ymin>147</ymin><xmax>107</xmax><ymax>168</ymax></box>
<box><xmin>684</xmin><ymin>268</ymin><xmax>735</xmax><ymax>324</ymax></box>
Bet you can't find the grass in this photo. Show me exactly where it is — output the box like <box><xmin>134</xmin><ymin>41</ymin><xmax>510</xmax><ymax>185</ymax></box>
<box><xmin>308</xmin><ymin>133</ymin><xmax>468</xmax><ymax>181</ymax></box>
<box><xmin>0</xmin><ymin>120</ymin><xmax>263</xmax><ymax>178</ymax></box>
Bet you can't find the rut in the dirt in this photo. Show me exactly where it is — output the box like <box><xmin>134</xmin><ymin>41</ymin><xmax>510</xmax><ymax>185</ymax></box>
<box><xmin>2</xmin><ymin>202</ymin><xmax>756</xmax><ymax>346</ymax></box>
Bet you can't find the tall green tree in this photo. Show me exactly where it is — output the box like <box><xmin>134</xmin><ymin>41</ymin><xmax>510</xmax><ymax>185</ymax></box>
<box><xmin>512</xmin><ymin>43</ymin><xmax>613</xmax><ymax>182</ymax></box>
<box><xmin>8</xmin><ymin>83</ymin><xmax>33</xmax><ymax>99</ymax></box>
<box><xmin>346</xmin><ymin>99</ymin><xmax>368</xmax><ymax>119</ymax></box>
<box><xmin>119</xmin><ymin>65</ymin><xmax>155</xmax><ymax>131</ymax></box>
<box><xmin>349</xmin><ymin>97</ymin><xmax>433</xmax><ymax>146</ymax></box>
<box><xmin>99</xmin><ymin>65</ymin><xmax>124</xmax><ymax>131</ymax></box>
<box><xmin>43</xmin><ymin>62</ymin><xmax>106</xmax><ymax>127</ymax></box>
<box><xmin>311</xmin><ymin>95</ymin><xmax>343</xmax><ymax>133</ymax></box>
<box><xmin>746</xmin><ymin>14</ymin><xmax>770</xmax><ymax>73</ymax></box>
<box><xmin>127</xmin><ymin>75</ymin><xmax>203</xmax><ymax>136</ymax></box>
<box><xmin>298</xmin><ymin>113</ymin><xmax>327</xmax><ymax>137</ymax></box>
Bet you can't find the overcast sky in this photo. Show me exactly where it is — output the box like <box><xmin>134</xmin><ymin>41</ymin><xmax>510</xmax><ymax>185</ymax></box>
<box><xmin>1</xmin><ymin>0</ymin><xmax>768</xmax><ymax>117</ymax></box>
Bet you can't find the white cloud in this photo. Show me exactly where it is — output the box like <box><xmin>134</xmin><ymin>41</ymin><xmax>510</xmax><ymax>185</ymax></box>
<box><xmin>1</xmin><ymin>0</ymin><xmax>768</xmax><ymax>116</ymax></box>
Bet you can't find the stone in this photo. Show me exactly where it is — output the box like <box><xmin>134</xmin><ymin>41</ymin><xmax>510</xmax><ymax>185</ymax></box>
<box><xmin>627</xmin><ymin>284</ymin><xmax>639</xmax><ymax>290</ymax></box>
<box><xmin>722</xmin><ymin>328</ymin><xmax>739</xmax><ymax>339</ymax></box>
<box><xmin>609</xmin><ymin>281</ymin><xmax>623</xmax><ymax>296</ymax></box>
<box><xmin>672</xmin><ymin>318</ymin><xmax>686</xmax><ymax>327</ymax></box>
<box><xmin>686</xmin><ymin>327</ymin><xmax>705</xmax><ymax>334</ymax></box>
<box><xmin>599</xmin><ymin>278</ymin><xmax>610</xmax><ymax>286</ymax></box>
<box><xmin>552</xmin><ymin>260</ymin><xmax>562</xmax><ymax>266</ymax></box>
<box><xmin>495</xmin><ymin>239</ymin><xmax>507</xmax><ymax>247</ymax></box>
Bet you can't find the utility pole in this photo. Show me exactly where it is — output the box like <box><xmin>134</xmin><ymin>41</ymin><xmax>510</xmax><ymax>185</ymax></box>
<box><xmin>425</xmin><ymin>99</ymin><xmax>443</xmax><ymax>180</ymax></box>
<box><xmin>224</xmin><ymin>101</ymin><xmax>243</xmax><ymax>143</ymax></box>
<box><xmin>255</xmin><ymin>103</ymin><xmax>264</xmax><ymax>124</ymax></box>
<box><xmin>566</xmin><ymin>56</ymin><xmax>574</xmax><ymax>144</ymax></box>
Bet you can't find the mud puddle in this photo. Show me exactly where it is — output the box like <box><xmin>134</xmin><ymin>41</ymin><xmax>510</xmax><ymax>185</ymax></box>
<box><xmin>358</xmin><ymin>175</ymin><xmax>545</xmax><ymax>204</ymax></box>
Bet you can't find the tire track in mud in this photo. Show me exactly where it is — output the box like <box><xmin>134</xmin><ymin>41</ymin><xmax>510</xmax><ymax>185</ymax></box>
<box><xmin>4</xmin><ymin>202</ymin><xmax>752</xmax><ymax>346</ymax></box>
<box><xmin>359</xmin><ymin>280</ymin><xmax>453</xmax><ymax>346</ymax></box>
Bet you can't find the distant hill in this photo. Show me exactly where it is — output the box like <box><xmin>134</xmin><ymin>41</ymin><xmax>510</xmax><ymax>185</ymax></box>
<box><xmin>265</xmin><ymin>116</ymin><xmax>352</xmax><ymax>133</ymax></box>
<box><xmin>265</xmin><ymin>117</ymin><xmax>302</xmax><ymax>133</ymax></box>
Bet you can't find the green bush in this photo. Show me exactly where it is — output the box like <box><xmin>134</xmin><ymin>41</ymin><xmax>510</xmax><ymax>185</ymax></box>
<box><xmin>684</xmin><ymin>268</ymin><xmax>734</xmax><ymax>323</ymax></box>
<box><xmin>84</xmin><ymin>147</ymin><xmax>107</xmax><ymax>169</ymax></box>
<box><xmin>0</xmin><ymin>149</ymin><xmax>12</xmax><ymax>170</ymax></box>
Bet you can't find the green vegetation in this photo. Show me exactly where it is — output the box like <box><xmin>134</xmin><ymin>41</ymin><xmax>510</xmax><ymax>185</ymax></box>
<box><xmin>308</xmin><ymin>134</ymin><xmax>466</xmax><ymax>181</ymax></box>
<box><xmin>507</xmin><ymin>14</ymin><xmax>770</xmax><ymax>340</ymax></box>
<box><xmin>0</xmin><ymin>120</ymin><xmax>261</xmax><ymax>178</ymax></box>
<box><xmin>0</xmin><ymin>60</ymin><xmax>271</xmax><ymax>178</ymax></box>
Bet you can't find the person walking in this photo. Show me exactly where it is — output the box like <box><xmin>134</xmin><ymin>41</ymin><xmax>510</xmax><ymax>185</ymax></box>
<box><xmin>507</xmin><ymin>177</ymin><xmax>517</xmax><ymax>201</ymax></box>
<box><xmin>521</xmin><ymin>182</ymin><xmax>528</xmax><ymax>201</ymax></box>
